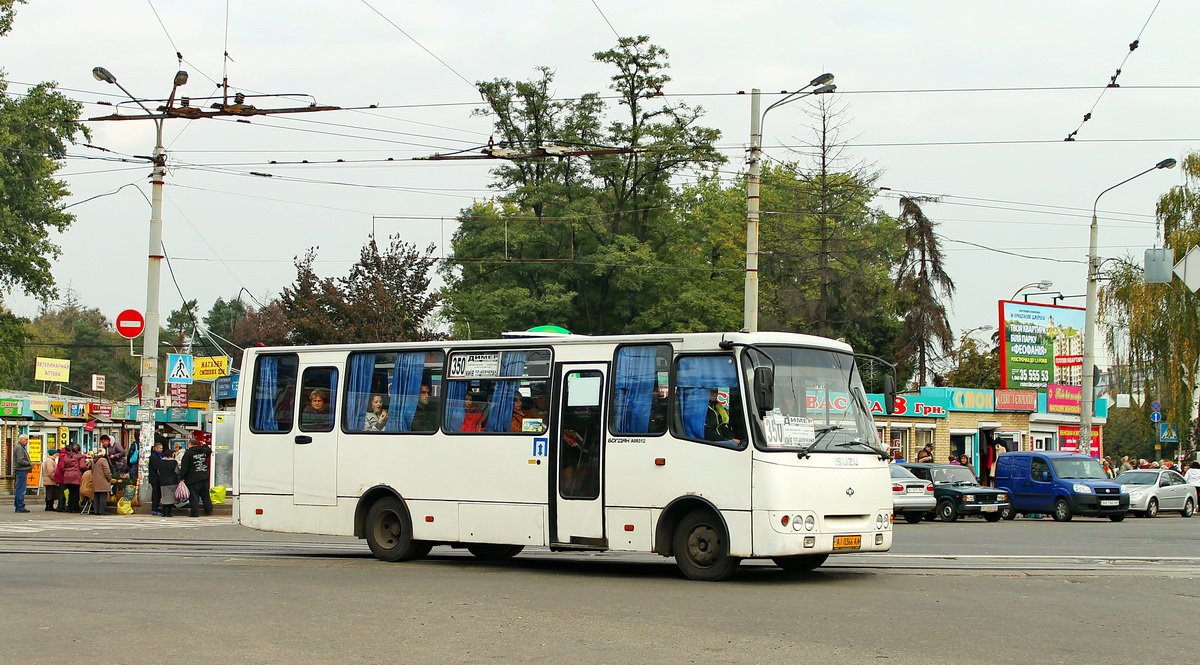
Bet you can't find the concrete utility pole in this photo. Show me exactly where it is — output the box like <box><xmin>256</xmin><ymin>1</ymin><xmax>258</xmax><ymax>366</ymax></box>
<box><xmin>1080</xmin><ymin>158</ymin><xmax>1176</xmax><ymax>455</ymax></box>
<box><xmin>90</xmin><ymin>66</ymin><xmax>339</xmax><ymax>502</ymax></box>
<box><xmin>743</xmin><ymin>75</ymin><xmax>835</xmax><ymax>333</ymax></box>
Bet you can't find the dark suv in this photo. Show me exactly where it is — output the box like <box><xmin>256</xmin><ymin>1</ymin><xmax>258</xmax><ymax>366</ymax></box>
<box><xmin>900</xmin><ymin>463</ymin><xmax>1011</xmax><ymax>522</ymax></box>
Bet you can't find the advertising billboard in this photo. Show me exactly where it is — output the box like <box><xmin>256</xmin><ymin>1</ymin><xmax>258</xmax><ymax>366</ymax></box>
<box><xmin>998</xmin><ymin>300</ymin><xmax>1086</xmax><ymax>391</ymax></box>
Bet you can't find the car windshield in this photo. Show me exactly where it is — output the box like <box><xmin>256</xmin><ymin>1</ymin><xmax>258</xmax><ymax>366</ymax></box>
<box><xmin>1051</xmin><ymin>458</ymin><xmax>1107</xmax><ymax>480</ymax></box>
<box><xmin>890</xmin><ymin>465</ymin><xmax>918</xmax><ymax>479</ymax></box>
<box><xmin>930</xmin><ymin>466</ymin><xmax>979</xmax><ymax>485</ymax></box>
<box><xmin>1115</xmin><ymin>471</ymin><xmax>1159</xmax><ymax>486</ymax></box>
<box><xmin>746</xmin><ymin>346</ymin><xmax>883</xmax><ymax>454</ymax></box>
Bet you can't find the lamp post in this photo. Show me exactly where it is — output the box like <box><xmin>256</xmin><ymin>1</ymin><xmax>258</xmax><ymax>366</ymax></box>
<box><xmin>744</xmin><ymin>73</ymin><xmax>836</xmax><ymax>332</ymax></box>
<box><xmin>1009</xmin><ymin>280</ymin><xmax>1053</xmax><ymax>301</ymax></box>
<box><xmin>1080</xmin><ymin>158</ymin><xmax>1177</xmax><ymax>455</ymax></box>
<box><xmin>92</xmin><ymin>66</ymin><xmax>188</xmax><ymax>500</ymax></box>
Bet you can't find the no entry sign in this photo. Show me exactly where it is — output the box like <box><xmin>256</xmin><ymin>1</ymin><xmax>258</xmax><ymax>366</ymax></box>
<box><xmin>115</xmin><ymin>309</ymin><xmax>145</xmax><ymax>339</ymax></box>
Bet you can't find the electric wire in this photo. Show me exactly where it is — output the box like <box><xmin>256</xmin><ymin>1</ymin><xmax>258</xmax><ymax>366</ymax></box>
<box><xmin>590</xmin><ymin>0</ymin><xmax>622</xmax><ymax>39</ymax></box>
<box><xmin>358</xmin><ymin>0</ymin><xmax>478</xmax><ymax>92</ymax></box>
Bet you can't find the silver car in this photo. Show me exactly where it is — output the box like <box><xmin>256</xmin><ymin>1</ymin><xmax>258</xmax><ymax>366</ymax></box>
<box><xmin>891</xmin><ymin>464</ymin><xmax>936</xmax><ymax>524</ymax></box>
<box><xmin>1115</xmin><ymin>469</ymin><xmax>1197</xmax><ymax>518</ymax></box>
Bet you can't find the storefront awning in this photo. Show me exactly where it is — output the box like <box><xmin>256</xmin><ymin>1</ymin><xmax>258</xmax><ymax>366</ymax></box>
<box><xmin>90</xmin><ymin>415</ymin><xmax>113</xmax><ymax>423</ymax></box>
<box><xmin>32</xmin><ymin>410</ymin><xmax>60</xmax><ymax>422</ymax></box>
<box><xmin>165</xmin><ymin>423</ymin><xmax>193</xmax><ymax>437</ymax></box>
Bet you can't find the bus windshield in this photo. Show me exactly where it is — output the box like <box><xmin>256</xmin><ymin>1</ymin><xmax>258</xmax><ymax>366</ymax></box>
<box><xmin>748</xmin><ymin>346</ymin><xmax>883</xmax><ymax>455</ymax></box>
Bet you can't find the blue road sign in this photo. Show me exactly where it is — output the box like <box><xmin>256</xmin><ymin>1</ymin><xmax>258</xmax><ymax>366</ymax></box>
<box><xmin>1159</xmin><ymin>422</ymin><xmax>1179</xmax><ymax>443</ymax></box>
<box><xmin>1150</xmin><ymin>400</ymin><xmax>1161</xmax><ymax>412</ymax></box>
<box><xmin>1150</xmin><ymin>411</ymin><xmax>1163</xmax><ymax>423</ymax></box>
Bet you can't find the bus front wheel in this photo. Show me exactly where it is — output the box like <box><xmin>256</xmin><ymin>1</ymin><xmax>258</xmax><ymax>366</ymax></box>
<box><xmin>365</xmin><ymin>497</ymin><xmax>431</xmax><ymax>562</ymax></box>
<box><xmin>673</xmin><ymin>509</ymin><xmax>740</xmax><ymax>581</ymax></box>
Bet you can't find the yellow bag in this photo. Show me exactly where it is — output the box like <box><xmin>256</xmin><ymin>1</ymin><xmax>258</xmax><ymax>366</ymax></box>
<box><xmin>209</xmin><ymin>485</ymin><xmax>228</xmax><ymax>505</ymax></box>
<box><xmin>116</xmin><ymin>498</ymin><xmax>133</xmax><ymax>515</ymax></box>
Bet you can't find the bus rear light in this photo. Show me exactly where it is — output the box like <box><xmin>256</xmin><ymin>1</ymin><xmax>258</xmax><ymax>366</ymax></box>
<box><xmin>891</xmin><ymin>483</ymin><xmax>904</xmax><ymax>493</ymax></box>
<box><xmin>803</xmin><ymin>536</ymin><xmax>815</xmax><ymax>548</ymax></box>
<box><xmin>781</xmin><ymin>515</ymin><xmax>790</xmax><ymax>527</ymax></box>
<box><xmin>425</xmin><ymin>516</ymin><xmax>434</xmax><ymax>522</ymax></box>
<box><xmin>624</xmin><ymin>524</ymin><xmax>635</xmax><ymax>532</ymax></box>
<box><xmin>654</xmin><ymin>458</ymin><xmax>666</xmax><ymax>466</ymax></box>
<box><xmin>255</xmin><ymin>508</ymin><xmax>263</xmax><ymax>515</ymax></box>
<box><xmin>875</xmin><ymin>533</ymin><xmax>884</xmax><ymax>545</ymax></box>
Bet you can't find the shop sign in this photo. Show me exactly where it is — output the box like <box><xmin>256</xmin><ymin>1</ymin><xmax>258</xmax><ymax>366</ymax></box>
<box><xmin>88</xmin><ymin>403</ymin><xmax>113</xmax><ymax>418</ymax></box>
<box><xmin>194</xmin><ymin>356</ymin><xmax>230</xmax><ymax>381</ymax></box>
<box><xmin>946</xmin><ymin>388</ymin><xmax>994</xmax><ymax>412</ymax></box>
<box><xmin>1047</xmin><ymin>383</ymin><xmax>1082</xmax><ymax>415</ymax></box>
<box><xmin>111</xmin><ymin>404</ymin><xmax>127</xmax><ymax>420</ymax></box>
<box><xmin>995</xmin><ymin>389</ymin><xmax>1038</xmax><ymax>412</ymax></box>
<box><xmin>29</xmin><ymin>396</ymin><xmax>50</xmax><ymax>411</ymax></box>
<box><xmin>1058</xmin><ymin>425</ymin><xmax>1101</xmax><ymax>457</ymax></box>
<box><xmin>214</xmin><ymin>375</ymin><xmax>238</xmax><ymax>401</ymax></box>
<box><xmin>34</xmin><ymin>356</ymin><xmax>71</xmax><ymax>382</ymax></box>
<box><xmin>67</xmin><ymin>402</ymin><xmax>87</xmax><ymax>418</ymax></box>
<box><xmin>0</xmin><ymin>399</ymin><xmax>21</xmax><ymax>417</ymax></box>
<box><xmin>49</xmin><ymin>401</ymin><xmax>65</xmax><ymax>418</ymax></box>
<box><xmin>169</xmin><ymin>383</ymin><xmax>189</xmax><ymax>407</ymax></box>
<box><xmin>867</xmin><ymin>393</ymin><xmax>949</xmax><ymax>418</ymax></box>
<box><xmin>27</xmin><ymin>438</ymin><xmax>42</xmax><ymax>463</ymax></box>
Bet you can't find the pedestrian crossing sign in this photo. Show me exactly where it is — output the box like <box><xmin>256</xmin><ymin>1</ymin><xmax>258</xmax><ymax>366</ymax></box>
<box><xmin>167</xmin><ymin>353</ymin><xmax>194</xmax><ymax>385</ymax></box>
<box><xmin>1158</xmin><ymin>422</ymin><xmax>1179</xmax><ymax>444</ymax></box>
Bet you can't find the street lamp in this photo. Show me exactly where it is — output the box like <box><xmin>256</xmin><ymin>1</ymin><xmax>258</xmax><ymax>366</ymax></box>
<box><xmin>92</xmin><ymin>66</ymin><xmax>187</xmax><ymax>499</ymax></box>
<box><xmin>744</xmin><ymin>73</ymin><xmax>836</xmax><ymax>332</ymax></box>
<box><xmin>1009</xmin><ymin>280</ymin><xmax>1053</xmax><ymax>301</ymax></box>
<box><xmin>1080</xmin><ymin>158</ymin><xmax>1176</xmax><ymax>454</ymax></box>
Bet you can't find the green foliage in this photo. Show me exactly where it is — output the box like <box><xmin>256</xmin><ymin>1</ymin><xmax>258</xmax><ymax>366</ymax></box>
<box><xmin>1102</xmin><ymin>401</ymin><xmax>1158</xmax><ymax>462</ymax></box>
<box><xmin>11</xmin><ymin>295</ymin><xmax>138</xmax><ymax>397</ymax></box>
<box><xmin>893</xmin><ymin>196</ymin><xmax>955</xmax><ymax>386</ymax></box>
<box><xmin>942</xmin><ymin>336</ymin><xmax>1000</xmax><ymax>389</ymax></box>
<box><xmin>279</xmin><ymin>235</ymin><xmax>442</xmax><ymax>344</ymax></box>
<box><xmin>1101</xmin><ymin>151</ymin><xmax>1200</xmax><ymax>454</ymax></box>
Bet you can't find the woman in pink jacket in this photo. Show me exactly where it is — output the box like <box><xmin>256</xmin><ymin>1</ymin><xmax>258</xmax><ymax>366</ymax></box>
<box><xmin>54</xmin><ymin>445</ymin><xmax>85</xmax><ymax>513</ymax></box>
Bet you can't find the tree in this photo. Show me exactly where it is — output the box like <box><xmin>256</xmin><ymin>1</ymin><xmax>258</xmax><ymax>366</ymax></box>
<box><xmin>441</xmin><ymin>36</ymin><xmax>725</xmax><ymax>337</ymax></box>
<box><xmin>942</xmin><ymin>335</ymin><xmax>1000</xmax><ymax>389</ymax></box>
<box><xmin>894</xmin><ymin>196</ymin><xmax>955</xmax><ymax>387</ymax></box>
<box><xmin>279</xmin><ymin>235</ymin><xmax>442</xmax><ymax>344</ymax></box>
<box><xmin>1101</xmin><ymin>151</ymin><xmax>1200</xmax><ymax>455</ymax></box>
<box><xmin>0</xmin><ymin>0</ymin><xmax>88</xmax><ymax>355</ymax></box>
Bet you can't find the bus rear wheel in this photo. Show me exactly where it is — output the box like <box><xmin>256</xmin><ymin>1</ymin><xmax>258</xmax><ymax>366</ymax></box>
<box><xmin>673</xmin><ymin>509</ymin><xmax>740</xmax><ymax>581</ymax></box>
<box><xmin>773</xmin><ymin>553</ymin><xmax>828</xmax><ymax>573</ymax></box>
<box><xmin>466</xmin><ymin>544</ymin><xmax>524</xmax><ymax>560</ymax></box>
<box><xmin>365</xmin><ymin>497</ymin><xmax>431</xmax><ymax>562</ymax></box>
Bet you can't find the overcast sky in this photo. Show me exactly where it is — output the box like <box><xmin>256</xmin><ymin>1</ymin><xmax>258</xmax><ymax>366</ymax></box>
<box><xmin>2</xmin><ymin>1</ymin><xmax>1196</xmax><ymax>351</ymax></box>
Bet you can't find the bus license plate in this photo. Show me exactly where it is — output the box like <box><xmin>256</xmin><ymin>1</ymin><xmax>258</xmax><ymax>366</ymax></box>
<box><xmin>981</xmin><ymin>505</ymin><xmax>997</xmax><ymax>512</ymax></box>
<box><xmin>833</xmin><ymin>535</ymin><xmax>861</xmax><ymax>550</ymax></box>
<box><xmin>1101</xmin><ymin>499</ymin><xmax>1118</xmax><ymax>507</ymax></box>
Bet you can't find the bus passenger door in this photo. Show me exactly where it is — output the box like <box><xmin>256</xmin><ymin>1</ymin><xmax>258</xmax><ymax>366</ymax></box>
<box><xmin>294</xmin><ymin>364</ymin><xmax>341</xmax><ymax>506</ymax></box>
<box><xmin>553</xmin><ymin>364</ymin><xmax>607</xmax><ymax>546</ymax></box>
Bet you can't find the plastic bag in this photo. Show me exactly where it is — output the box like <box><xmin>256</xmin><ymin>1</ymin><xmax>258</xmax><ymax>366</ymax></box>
<box><xmin>209</xmin><ymin>485</ymin><xmax>227</xmax><ymax>505</ymax></box>
<box><xmin>116</xmin><ymin>499</ymin><xmax>133</xmax><ymax>515</ymax></box>
<box><xmin>175</xmin><ymin>482</ymin><xmax>190</xmax><ymax>503</ymax></box>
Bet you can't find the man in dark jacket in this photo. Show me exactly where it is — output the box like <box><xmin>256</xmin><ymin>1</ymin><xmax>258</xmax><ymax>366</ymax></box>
<box><xmin>12</xmin><ymin>435</ymin><xmax>32</xmax><ymax>513</ymax></box>
<box><xmin>180</xmin><ymin>431</ymin><xmax>213</xmax><ymax>517</ymax></box>
<box><xmin>147</xmin><ymin>441</ymin><xmax>163</xmax><ymax>516</ymax></box>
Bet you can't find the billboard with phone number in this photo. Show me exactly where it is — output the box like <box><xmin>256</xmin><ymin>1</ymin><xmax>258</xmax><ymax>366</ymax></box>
<box><xmin>998</xmin><ymin>300</ymin><xmax>1086</xmax><ymax>391</ymax></box>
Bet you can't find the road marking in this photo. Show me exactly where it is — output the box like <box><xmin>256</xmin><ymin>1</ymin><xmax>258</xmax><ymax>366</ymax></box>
<box><xmin>0</xmin><ymin>516</ymin><xmax>228</xmax><ymax>535</ymax></box>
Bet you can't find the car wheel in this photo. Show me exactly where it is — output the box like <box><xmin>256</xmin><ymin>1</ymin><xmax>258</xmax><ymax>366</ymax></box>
<box><xmin>984</xmin><ymin>512</ymin><xmax>1003</xmax><ymax>522</ymax></box>
<box><xmin>937</xmin><ymin>500</ymin><xmax>958</xmax><ymax>522</ymax></box>
<box><xmin>903</xmin><ymin>513</ymin><xmax>923</xmax><ymax>524</ymax></box>
<box><xmin>1108</xmin><ymin>513</ymin><xmax>1126</xmax><ymax>522</ymax></box>
<box><xmin>673</xmin><ymin>509</ymin><xmax>740</xmax><ymax>581</ymax></box>
<box><xmin>1182</xmin><ymin>498</ymin><xmax>1195</xmax><ymax>518</ymax></box>
<box><xmin>1146</xmin><ymin>498</ymin><xmax>1159</xmax><ymax>518</ymax></box>
<box><xmin>773</xmin><ymin>553</ymin><xmax>829</xmax><ymax>573</ymax></box>
<box><xmin>365</xmin><ymin>497</ymin><xmax>431</xmax><ymax>562</ymax></box>
<box><xmin>1000</xmin><ymin>505</ymin><xmax>1016</xmax><ymax>521</ymax></box>
<box><xmin>1052</xmin><ymin>498</ymin><xmax>1072</xmax><ymax>522</ymax></box>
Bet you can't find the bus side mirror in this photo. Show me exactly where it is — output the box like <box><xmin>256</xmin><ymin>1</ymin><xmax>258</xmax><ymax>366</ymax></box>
<box><xmin>883</xmin><ymin>375</ymin><xmax>897</xmax><ymax>416</ymax></box>
<box><xmin>753</xmin><ymin>366</ymin><xmax>774</xmax><ymax>414</ymax></box>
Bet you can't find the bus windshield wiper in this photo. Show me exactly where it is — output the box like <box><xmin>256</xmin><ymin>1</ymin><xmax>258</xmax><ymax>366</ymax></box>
<box><xmin>834</xmin><ymin>438</ymin><xmax>889</xmax><ymax>460</ymax></box>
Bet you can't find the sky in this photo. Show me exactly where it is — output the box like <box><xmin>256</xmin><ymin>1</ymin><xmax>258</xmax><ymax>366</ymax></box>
<box><xmin>1</xmin><ymin>0</ymin><xmax>1196</xmax><ymax>357</ymax></box>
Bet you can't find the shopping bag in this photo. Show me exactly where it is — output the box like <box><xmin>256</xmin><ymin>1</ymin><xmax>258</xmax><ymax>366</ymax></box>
<box><xmin>175</xmin><ymin>482</ymin><xmax>190</xmax><ymax>503</ymax></box>
<box><xmin>209</xmin><ymin>486</ymin><xmax>228</xmax><ymax>505</ymax></box>
<box><xmin>116</xmin><ymin>499</ymin><xmax>133</xmax><ymax>515</ymax></box>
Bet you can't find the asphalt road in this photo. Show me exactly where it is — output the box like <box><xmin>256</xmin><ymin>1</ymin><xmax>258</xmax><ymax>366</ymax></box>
<box><xmin>1</xmin><ymin>510</ymin><xmax>1196</xmax><ymax>665</ymax></box>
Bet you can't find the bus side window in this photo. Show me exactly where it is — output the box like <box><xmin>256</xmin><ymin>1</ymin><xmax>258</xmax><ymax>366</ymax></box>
<box><xmin>612</xmin><ymin>344</ymin><xmax>671</xmax><ymax>436</ymax></box>
<box><xmin>674</xmin><ymin>355</ymin><xmax>743</xmax><ymax>448</ymax></box>
<box><xmin>299</xmin><ymin>367</ymin><xmax>338</xmax><ymax>433</ymax></box>
<box><xmin>250</xmin><ymin>354</ymin><xmax>299</xmax><ymax>433</ymax></box>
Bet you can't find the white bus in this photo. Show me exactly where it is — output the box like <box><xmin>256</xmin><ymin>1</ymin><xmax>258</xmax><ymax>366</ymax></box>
<box><xmin>234</xmin><ymin>331</ymin><xmax>896</xmax><ymax>581</ymax></box>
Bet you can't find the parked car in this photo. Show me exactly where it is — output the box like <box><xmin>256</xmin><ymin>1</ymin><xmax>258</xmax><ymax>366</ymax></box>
<box><xmin>890</xmin><ymin>464</ymin><xmax>936</xmax><ymax>524</ymax></box>
<box><xmin>994</xmin><ymin>452</ymin><xmax>1128</xmax><ymax>522</ymax></box>
<box><xmin>900</xmin><ymin>463</ymin><xmax>1010</xmax><ymax>522</ymax></box>
<box><xmin>1115</xmin><ymin>469</ymin><xmax>1197</xmax><ymax>518</ymax></box>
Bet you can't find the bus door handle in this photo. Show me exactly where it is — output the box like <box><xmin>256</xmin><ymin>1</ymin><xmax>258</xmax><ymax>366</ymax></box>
<box><xmin>294</xmin><ymin>435</ymin><xmax>313</xmax><ymax>445</ymax></box>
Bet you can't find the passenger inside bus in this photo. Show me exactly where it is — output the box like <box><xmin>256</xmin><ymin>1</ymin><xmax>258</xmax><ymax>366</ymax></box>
<box><xmin>703</xmin><ymin>388</ymin><xmax>744</xmax><ymax>446</ymax></box>
<box><xmin>363</xmin><ymin>394</ymin><xmax>388</xmax><ymax>431</ymax></box>
<box><xmin>461</xmin><ymin>391</ymin><xmax>487</xmax><ymax>432</ymax></box>
<box><xmin>410</xmin><ymin>384</ymin><xmax>438</xmax><ymax>432</ymax></box>
<box><xmin>300</xmin><ymin>388</ymin><xmax>333</xmax><ymax>430</ymax></box>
